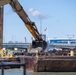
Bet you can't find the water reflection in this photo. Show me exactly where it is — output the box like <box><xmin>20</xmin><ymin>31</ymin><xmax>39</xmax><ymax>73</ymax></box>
<box><xmin>0</xmin><ymin>69</ymin><xmax>76</xmax><ymax>75</ymax></box>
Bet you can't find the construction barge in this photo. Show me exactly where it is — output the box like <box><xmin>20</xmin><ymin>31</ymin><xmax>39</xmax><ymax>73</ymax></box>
<box><xmin>12</xmin><ymin>50</ymin><xmax>76</xmax><ymax>72</ymax></box>
<box><xmin>0</xmin><ymin>49</ymin><xmax>76</xmax><ymax>72</ymax></box>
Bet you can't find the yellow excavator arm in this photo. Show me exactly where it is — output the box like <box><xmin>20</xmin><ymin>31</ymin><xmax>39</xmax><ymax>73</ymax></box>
<box><xmin>0</xmin><ymin>0</ymin><xmax>41</xmax><ymax>41</ymax></box>
<box><xmin>0</xmin><ymin>0</ymin><xmax>47</xmax><ymax>50</ymax></box>
<box><xmin>0</xmin><ymin>0</ymin><xmax>12</xmax><ymax>6</ymax></box>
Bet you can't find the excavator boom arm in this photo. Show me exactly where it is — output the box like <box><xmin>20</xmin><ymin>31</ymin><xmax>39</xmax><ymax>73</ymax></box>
<box><xmin>0</xmin><ymin>0</ymin><xmax>47</xmax><ymax>50</ymax></box>
<box><xmin>0</xmin><ymin>0</ymin><xmax>42</xmax><ymax>41</ymax></box>
<box><xmin>10</xmin><ymin>0</ymin><xmax>42</xmax><ymax>41</ymax></box>
<box><xmin>0</xmin><ymin>0</ymin><xmax>11</xmax><ymax>6</ymax></box>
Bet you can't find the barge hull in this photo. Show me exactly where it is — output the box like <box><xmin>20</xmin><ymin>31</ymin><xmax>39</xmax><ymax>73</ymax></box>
<box><xmin>34</xmin><ymin>59</ymin><xmax>76</xmax><ymax>72</ymax></box>
<box><xmin>19</xmin><ymin>56</ymin><xmax>76</xmax><ymax>72</ymax></box>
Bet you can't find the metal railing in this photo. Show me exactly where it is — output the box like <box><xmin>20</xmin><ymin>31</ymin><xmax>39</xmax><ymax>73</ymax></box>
<box><xmin>0</xmin><ymin>62</ymin><xmax>26</xmax><ymax>75</ymax></box>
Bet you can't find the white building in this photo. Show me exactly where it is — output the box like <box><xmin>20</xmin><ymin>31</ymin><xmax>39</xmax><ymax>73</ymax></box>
<box><xmin>48</xmin><ymin>38</ymin><xmax>76</xmax><ymax>51</ymax></box>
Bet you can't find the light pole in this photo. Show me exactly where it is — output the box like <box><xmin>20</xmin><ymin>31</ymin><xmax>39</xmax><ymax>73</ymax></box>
<box><xmin>40</xmin><ymin>19</ymin><xmax>42</xmax><ymax>35</ymax></box>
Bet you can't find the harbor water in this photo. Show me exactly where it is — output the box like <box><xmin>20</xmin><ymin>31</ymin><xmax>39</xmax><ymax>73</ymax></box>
<box><xmin>0</xmin><ymin>69</ymin><xmax>76</xmax><ymax>75</ymax></box>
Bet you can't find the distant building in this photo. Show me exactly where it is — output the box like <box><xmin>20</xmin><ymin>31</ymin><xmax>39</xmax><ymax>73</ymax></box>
<box><xmin>50</xmin><ymin>38</ymin><xmax>76</xmax><ymax>44</ymax></box>
<box><xmin>48</xmin><ymin>38</ymin><xmax>76</xmax><ymax>50</ymax></box>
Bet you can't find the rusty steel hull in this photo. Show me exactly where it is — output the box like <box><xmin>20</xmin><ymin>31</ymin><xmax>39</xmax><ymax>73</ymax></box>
<box><xmin>19</xmin><ymin>55</ymin><xmax>76</xmax><ymax>72</ymax></box>
<box><xmin>19</xmin><ymin>56</ymin><xmax>37</xmax><ymax>71</ymax></box>
<box><xmin>34</xmin><ymin>56</ymin><xmax>76</xmax><ymax>72</ymax></box>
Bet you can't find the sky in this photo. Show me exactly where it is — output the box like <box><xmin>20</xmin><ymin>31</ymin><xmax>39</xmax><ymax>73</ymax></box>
<box><xmin>3</xmin><ymin>0</ymin><xmax>76</xmax><ymax>43</ymax></box>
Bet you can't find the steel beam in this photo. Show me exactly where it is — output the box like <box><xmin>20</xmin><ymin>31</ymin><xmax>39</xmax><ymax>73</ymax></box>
<box><xmin>0</xmin><ymin>6</ymin><xmax>3</xmax><ymax>49</ymax></box>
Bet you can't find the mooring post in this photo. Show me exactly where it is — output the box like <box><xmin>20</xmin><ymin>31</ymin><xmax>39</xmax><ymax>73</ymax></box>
<box><xmin>1</xmin><ymin>65</ymin><xmax>4</xmax><ymax>75</ymax></box>
<box><xmin>23</xmin><ymin>64</ymin><xmax>26</xmax><ymax>75</ymax></box>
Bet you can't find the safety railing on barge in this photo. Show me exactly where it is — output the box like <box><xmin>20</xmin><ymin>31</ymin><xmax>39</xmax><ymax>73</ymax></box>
<box><xmin>0</xmin><ymin>62</ymin><xmax>26</xmax><ymax>75</ymax></box>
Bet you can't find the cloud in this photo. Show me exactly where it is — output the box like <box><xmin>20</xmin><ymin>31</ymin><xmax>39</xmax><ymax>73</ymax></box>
<box><xmin>28</xmin><ymin>8</ymin><xmax>47</xmax><ymax>19</ymax></box>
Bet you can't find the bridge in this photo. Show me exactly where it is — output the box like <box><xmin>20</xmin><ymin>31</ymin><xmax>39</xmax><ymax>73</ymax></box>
<box><xmin>2</xmin><ymin>43</ymin><xmax>31</xmax><ymax>50</ymax></box>
<box><xmin>2</xmin><ymin>40</ymin><xmax>76</xmax><ymax>51</ymax></box>
<box><xmin>49</xmin><ymin>43</ymin><xmax>76</xmax><ymax>50</ymax></box>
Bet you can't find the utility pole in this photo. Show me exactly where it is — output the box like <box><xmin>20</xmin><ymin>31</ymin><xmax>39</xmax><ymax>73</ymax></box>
<box><xmin>0</xmin><ymin>6</ymin><xmax>3</xmax><ymax>49</ymax></box>
<box><xmin>40</xmin><ymin>19</ymin><xmax>42</xmax><ymax>35</ymax></box>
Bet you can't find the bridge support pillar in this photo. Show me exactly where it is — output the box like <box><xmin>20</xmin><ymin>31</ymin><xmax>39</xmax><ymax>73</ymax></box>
<box><xmin>0</xmin><ymin>6</ymin><xmax>3</xmax><ymax>49</ymax></box>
